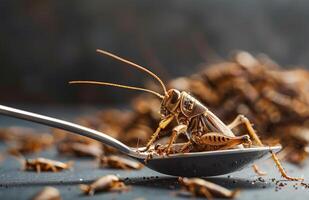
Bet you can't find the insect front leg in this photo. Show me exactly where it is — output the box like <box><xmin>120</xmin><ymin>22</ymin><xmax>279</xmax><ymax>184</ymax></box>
<box><xmin>142</xmin><ymin>115</ymin><xmax>174</xmax><ymax>151</ymax></box>
<box><xmin>228</xmin><ymin>114</ymin><xmax>263</xmax><ymax>146</ymax></box>
<box><xmin>35</xmin><ymin>164</ymin><xmax>41</xmax><ymax>173</ymax></box>
<box><xmin>50</xmin><ymin>165</ymin><xmax>58</xmax><ymax>172</ymax></box>
<box><xmin>165</xmin><ymin>124</ymin><xmax>188</xmax><ymax>154</ymax></box>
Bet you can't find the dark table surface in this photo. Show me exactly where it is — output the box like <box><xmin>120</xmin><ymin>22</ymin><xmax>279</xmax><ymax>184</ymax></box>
<box><xmin>0</xmin><ymin>105</ymin><xmax>308</xmax><ymax>200</ymax></box>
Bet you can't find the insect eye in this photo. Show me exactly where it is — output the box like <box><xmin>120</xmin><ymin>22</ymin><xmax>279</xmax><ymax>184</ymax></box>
<box><xmin>160</xmin><ymin>106</ymin><xmax>168</xmax><ymax>116</ymax></box>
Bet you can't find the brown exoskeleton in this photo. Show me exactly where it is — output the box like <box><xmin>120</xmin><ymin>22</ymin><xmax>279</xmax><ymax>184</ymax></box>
<box><xmin>70</xmin><ymin>49</ymin><xmax>303</xmax><ymax>181</ymax></box>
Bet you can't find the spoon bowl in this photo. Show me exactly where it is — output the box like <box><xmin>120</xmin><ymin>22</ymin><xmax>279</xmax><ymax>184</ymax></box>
<box><xmin>0</xmin><ymin>105</ymin><xmax>281</xmax><ymax>177</ymax></box>
<box><xmin>137</xmin><ymin>145</ymin><xmax>281</xmax><ymax>177</ymax></box>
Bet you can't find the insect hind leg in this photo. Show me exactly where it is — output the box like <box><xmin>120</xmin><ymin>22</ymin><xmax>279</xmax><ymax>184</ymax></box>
<box><xmin>228</xmin><ymin>114</ymin><xmax>263</xmax><ymax>146</ymax></box>
<box><xmin>271</xmin><ymin>151</ymin><xmax>304</xmax><ymax>181</ymax></box>
<box><xmin>199</xmin><ymin>132</ymin><xmax>251</xmax><ymax>149</ymax></box>
<box><xmin>229</xmin><ymin>115</ymin><xmax>303</xmax><ymax>181</ymax></box>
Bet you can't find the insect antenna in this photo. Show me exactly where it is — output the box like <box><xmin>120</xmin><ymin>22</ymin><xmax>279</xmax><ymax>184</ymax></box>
<box><xmin>96</xmin><ymin>49</ymin><xmax>168</xmax><ymax>96</ymax></box>
<box><xmin>69</xmin><ymin>81</ymin><xmax>164</xmax><ymax>99</ymax></box>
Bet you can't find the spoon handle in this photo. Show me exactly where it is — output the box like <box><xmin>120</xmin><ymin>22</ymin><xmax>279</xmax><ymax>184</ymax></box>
<box><xmin>0</xmin><ymin>104</ymin><xmax>133</xmax><ymax>155</ymax></box>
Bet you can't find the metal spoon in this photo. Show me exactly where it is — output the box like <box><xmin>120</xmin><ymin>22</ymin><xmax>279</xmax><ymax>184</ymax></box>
<box><xmin>0</xmin><ymin>105</ymin><xmax>281</xmax><ymax>177</ymax></box>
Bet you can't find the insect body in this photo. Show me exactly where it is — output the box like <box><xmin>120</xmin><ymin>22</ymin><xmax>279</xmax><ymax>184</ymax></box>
<box><xmin>70</xmin><ymin>49</ymin><xmax>303</xmax><ymax>181</ymax></box>
<box><xmin>80</xmin><ymin>175</ymin><xmax>128</xmax><ymax>195</ymax></box>
<box><xmin>178</xmin><ymin>177</ymin><xmax>240</xmax><ymax>199</ymax></box>
<box><xmin>100</xmin><ymin>155</ymin><xmax>143</xmax><ymax>170</ymax></box>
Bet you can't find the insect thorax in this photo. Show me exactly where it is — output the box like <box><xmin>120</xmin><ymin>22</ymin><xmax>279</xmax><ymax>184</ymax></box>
<box><xmin>179</xmin><ymin>92</ymin><xmax>208</xmax><ymax>119</ymax></box>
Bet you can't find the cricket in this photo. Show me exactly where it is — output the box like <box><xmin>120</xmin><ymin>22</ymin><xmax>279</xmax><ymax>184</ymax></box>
<box><xmin>70</xmin><ymin>49</ymin><xmax>301</xmax><ymax>181</ymax></box>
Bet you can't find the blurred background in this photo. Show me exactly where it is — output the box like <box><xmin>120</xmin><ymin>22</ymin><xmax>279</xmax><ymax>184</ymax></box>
<box><xmin>1</xmin><ymin>0</ymin><xmax>308</xmax><ymax>105</ymax></box>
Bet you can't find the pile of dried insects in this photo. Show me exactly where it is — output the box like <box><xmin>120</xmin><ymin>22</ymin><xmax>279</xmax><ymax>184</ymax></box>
<box><xmin>169</xmin><ymin>51</ymin><xmax>309</xmax><ymax>164</ymax></box>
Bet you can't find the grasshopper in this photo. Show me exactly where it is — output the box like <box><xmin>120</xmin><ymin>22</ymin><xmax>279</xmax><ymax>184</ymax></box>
<box><xmin>70</xmin><ymin>49</ymin><xmax>303</xmax><ymax>181</ymax></box>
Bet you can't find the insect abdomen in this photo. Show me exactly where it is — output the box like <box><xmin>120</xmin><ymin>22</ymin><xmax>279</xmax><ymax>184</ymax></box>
<box><xmin>200</xmin><ymin>133</ymin><xmax>234</xmax><ymax>145</ymax></box>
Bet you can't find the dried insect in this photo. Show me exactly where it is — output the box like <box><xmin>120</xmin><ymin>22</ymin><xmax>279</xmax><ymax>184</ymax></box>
<box><xmin>32</xmin><ymin>187</ymin><xmax>61</xmax><ymax>200</ymax></box>
<box><xmin>14</xmin><ymin>155</ymin><xmax>73</xmax><ymax>173</ymax></box>
<box><xmin>69</xmin><ymin>49</ymin><xmax>303</xmax><ymax>181</ymax></box>
<box><xmin>178</xmin><ymin>177</ymin><xmax>240</xmax><ymax>199</ymax></box>
<box><xmin>57</xmin><ymin>142</ymin><xmax>103</xmax><ymax>158</ymax></box>
<box><xmin>99</xmin><ymin>155</ymin><xmax>143</xmax><ymax>170</ymax></box>
<box><xmin>80</xmin><ymin>175</ymin><xmax>128</xmax><ymax>195</ymax></box>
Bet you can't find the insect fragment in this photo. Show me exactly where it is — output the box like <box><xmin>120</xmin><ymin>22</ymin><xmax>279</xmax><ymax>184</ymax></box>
<box><xmin>80</xmin><ymin>175</ymin><xmax>128</xmax><ymax>195</ymax></box>
<box><xmin>32</xmin><ymin>187</ymin><xmax>61</xmax><ymax>200</ymax></box>
<box><xmin>178</xmin><ymin>177</ymin><xmax>240</xmax><ymax>199</ymax></box>
<box><xmin>252</xmin><ymin>164</ymin><xmax>267</xmax><ymax>176</ymax></box>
